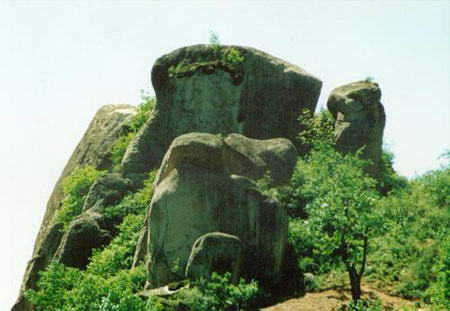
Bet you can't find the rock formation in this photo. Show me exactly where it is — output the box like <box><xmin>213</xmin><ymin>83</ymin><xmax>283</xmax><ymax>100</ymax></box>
<box><xmin>14</xmin><ymin>45</ymin><xmax>341</xmax><ymax>310</ymax></box>
<box><xmin>143</xmin><ymin>133</ymin><xmax>295</xmax><ymax>288</ymax></box>
<box><xmin>122</xmin><ymin>44</ymin><xmax>322</xmax><ymax>176</ymax></box>
<box><xmin>327</xmin><ymin>81</ymin><xmax>386</xmax><ymax>178</ymax></box>
<box><xmin>13</xmin><ymin>105</ymin><xmax>137</xmax><ymax>311</ymax></box>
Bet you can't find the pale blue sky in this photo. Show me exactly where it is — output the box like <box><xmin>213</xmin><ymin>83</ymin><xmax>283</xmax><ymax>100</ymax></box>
<box><xmin>1</xmin><ymin>1</ymin><xmax>449</xmax><ymax>308</ymax></box>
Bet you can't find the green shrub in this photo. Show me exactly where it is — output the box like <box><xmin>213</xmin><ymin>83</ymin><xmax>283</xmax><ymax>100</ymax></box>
<box><xmin>87</xmin><ymin>214</ymin><xmax>145</xmax><ymax>278</ymax></box>
<box><xmin>222</xmin><ymin>48</ymin><xmax>244</xmax><ymax>67</ymax></box>
<box><xmin>110</xmin><ymin>132</ymin><xmax>136</xmax><ymax>168</ymax></box>
<box><xmin>65</xmin><ymin>267</ymin><xmax>146</xmax><ymax>311</ymax></box>
<box><xmin>111</xmin><ymin>93</ymin><xmax>155</xmax><ymax>168</ymax></box>
<box><xmin>104</xmin><ymin>170</ymin><xmax>156</xmax><ymax>220</ymax></box>
<box><xmin>297</xmin><ymin>108</ymin><xmax>335</xmax><ymax>150</ymax></box>
<box><xmin>430</xmin><ymin>237</ymin><xmax>450</xmax><ymax>310</ymax></box>
<box><xmin>56</xmin><ymin>166</ymin><xmax>104</xmax><ymax>230</ymax></box>
<box><xmin>366</xmin><ymin>170</ymin><xmax>449</xmax><ymax>303</ymax></box>
<box><xmin>377</xmin><ymin>148</ymin><xmax>409</xmax><ymax>195</ymax></box>
<box><xmin>275</xmin><ymin>159</ymin><xmax>310</xmax><ymax>218</ymax></box>
<box><xmin>181</xmin><ymin>272</ymin><xmax>260</xmax><ymax>311</ymax></box>
<box><xmin>25</xmin><ymin>262</ymin><xmax>147</xmax><ymax>311</ymax></box>
<box><xmin>343</xmin><ymin>297</ymin><xmax>383</xmax><ymax>311</ymax></box>
<box><xmin>24</xmin><ymin>262</ymin><xmax>83</xmax><ymax>311</ymax></box>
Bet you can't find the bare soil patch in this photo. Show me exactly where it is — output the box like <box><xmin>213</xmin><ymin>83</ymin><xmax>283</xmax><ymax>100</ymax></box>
<box><xmin>261</xmin><ymin>285</ymin><xmax>422</xmax><ymax>311</ymax></box>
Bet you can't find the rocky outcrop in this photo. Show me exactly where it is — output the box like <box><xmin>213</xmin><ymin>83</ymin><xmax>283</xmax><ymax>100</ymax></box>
<box><xmin>13</xmin><ymin>105</ymin><xmax>137</xmax><ymax>311</ymax></box>
<box><xmin>122</xmin><ymin>44</ymin><xmax>322</xmax><ymax>176</ymax></box>
<box><xmin>185</xmin><ymin>232</ymin><xmax>243</xmax><ymax>283</ymax></box>
<box><xmin>327</xmin><ymin>81</ymin><xmax>386</xmax><ymax>178</ymax></box>
<box><xmin>144</xmin><ymin>133</ymin><xmax>294</xmax><ymax>288</ymax></box>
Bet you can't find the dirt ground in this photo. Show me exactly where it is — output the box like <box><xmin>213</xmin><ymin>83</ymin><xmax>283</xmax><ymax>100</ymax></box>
<box><xmin>261</xmin><ymin>285</ymin><xmax>424</xmax><ymax>311</ymax></box>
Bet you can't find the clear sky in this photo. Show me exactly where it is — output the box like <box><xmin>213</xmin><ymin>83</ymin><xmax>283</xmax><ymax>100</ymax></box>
<box><xmin>1</xmin><ymin>1</ymin><xmax>449</xmax><ymax>308</ymax></box>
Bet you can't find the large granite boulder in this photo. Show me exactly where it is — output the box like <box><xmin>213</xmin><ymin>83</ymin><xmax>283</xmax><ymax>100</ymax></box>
<box><xmin>327</xmin><ymin>81</ymin><xmax>386</xmax><ymax>178</ymax></box>
<box><xmin>122</xmin><ymin>45</ymin><xmax>321</xmax><ymax>176</ymax></box>
<box><xmin>144</xmin><ymin>133</ymin><xmax>294</xmax><ymax>288</ymax></box>
<box><xmin>13</xmin><ymin>105</ymin><xmax>137</xmax><ymax>311</ymax></box>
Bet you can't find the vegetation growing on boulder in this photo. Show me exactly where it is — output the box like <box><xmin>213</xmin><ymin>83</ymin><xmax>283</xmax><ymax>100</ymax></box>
<box><xmin>55</xmin><ymin>166</ymin><xmax>105</xmax><ymax>231</ymax></box>
<box><xmin>168</xmin><ymin>47</ymin><xmax>245</xmax><ymax>85</ymax></box>
<box><xmin>25</xmin><ymin>172</ymin><xmax>155</xmax><ymax>311</ymax></box>
<box><xmin>110</xmin><ymin>93</ymin><xmax>155</xmax><ymax>169</ymax></box>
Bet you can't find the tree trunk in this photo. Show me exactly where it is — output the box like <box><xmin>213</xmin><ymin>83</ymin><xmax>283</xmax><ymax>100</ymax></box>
<box><xmin>348</xmin><ymin>266</ymin><xmax>362</xmax><ymax>301</ymax></box>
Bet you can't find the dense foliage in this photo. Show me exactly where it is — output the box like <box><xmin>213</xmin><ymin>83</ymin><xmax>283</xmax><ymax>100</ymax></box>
<box><xmin>178</xmin><ymin>272</ymin><xmax>260</xmax><ymax>311</ymax></box>
<box><xmin>55</xmin><ymin>165</ymin><xmax>105</xmax><ymax>230</ymax></box>
<box><xmin>26</xmin><ymin>169</ymin><xmax>155</xmax><ymax>311</ymax></box>
<box><xmin>366</xmin><ymin>159</ymin><xmax>450</xmax><ymax>307</ymax></box>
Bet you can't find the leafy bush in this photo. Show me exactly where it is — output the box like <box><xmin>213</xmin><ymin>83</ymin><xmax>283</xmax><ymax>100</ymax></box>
<box><xmin>111</xmin><ymin>93</ymin><xmax>155</xmax><ymax>168</ymax></box>
<box><xmin>24</xmin><ymin>262</ymin><xmax>83</xmax><ymax>311</ymax></box>
<box><xmin>297</xmin><ymin>108</ymin><xmax>335</xmax><ymax>150</ymax></box>
<box><xmin>104</xmin><ymin>170</ymin><xmax>156</xmax><ymax>220</ymax></box>
<box><xmin>377</xmin><ymin>148</ymin><xmax>409</xmax><ymax>195</ymax></box>
<box><xmin>66</xmin><ymin>267</ymin><xmax>146</xmax><ymax>311</ymax></box>
<box><xmin>181</xmin><ymin>272</ymin><xmax>260</xmax><ymax>311</ymax></box>
<box><xmin>87</xmin><ymin>214</ymin><xmax>145</xmax><ymax>278</ymax></box>
<box><xmin>366</xmin><ymin>165</ymin><xmax>449</xmax><ymax>303</ymax></box>
<box><xmin>26</xmin><ymin>241</ymin><xmax>147</xmax><ymax>311</ymax></box>
<box><xmin>343</xmin><ymin>297</ymin><xmax>383</xmax><ymax>311</ymax></box>
<box><xmin>56</xmin><ymin>166</ymin><xmax>104</xmax><ymax>230</ymax></box>
<box><xmin>430</xmin><ymin>237</ymin><xmax>450</xmax><ymax>310</ymax></box>
<box><xmin>222</xmin><ymin>48</ymin><xmax>244</xmax><ymax>67</ymax></box>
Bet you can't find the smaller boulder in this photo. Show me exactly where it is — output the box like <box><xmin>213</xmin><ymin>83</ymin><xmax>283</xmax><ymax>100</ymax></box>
<box><xmin>154</xmin><ymin>133</ymin><xmax>297</xmax><ymax>187</ymax></box>
<box><xmin>83</xmin><ymin>173</ymin><xmax>134</xmax><ymax>212</ymax></box>
<box><xmin>185</xmin><ymin>232</ymin><xmax>243</xmax><ymax>284</ymax></box>
<box><xmin>53</xmin><ymin>212</ymin><xmax>110</xmax><ymax>269</ymax></box>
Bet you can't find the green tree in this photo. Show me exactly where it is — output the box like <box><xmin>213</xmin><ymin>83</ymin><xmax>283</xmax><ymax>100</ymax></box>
<box><xmin>302</xmin><ymin>144</ymin><xmax>383</xmax><ymax>301</ymax></box>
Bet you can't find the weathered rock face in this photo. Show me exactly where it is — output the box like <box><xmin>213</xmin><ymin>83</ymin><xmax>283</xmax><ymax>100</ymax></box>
<box><xmin>185</xmin><ymin>232</ymin><xmax>243</xmax><ymax>283</ymax></box>
<box><xmin>154</xmin><ymin>133</ymin><xmax>298</xmax><ymax>187</ymax></box>
<box><xmin>327</xmin><ymin>81</ymin><xmax>386</xmax><ymax>178</ymax></box>
<box><xmin>144</xmin><ymin>133</ymin><xmax>293</xmax><ymax>288</ymax></box>
<box><xmin>13</xmin><ymin>105</ymin><xmax>137</xmax><ymax>311</ymax></box>
<box><xmin>54</xmin><ymin>212</ymin><xmax>111</xmax><ymax>269</ymax></box>
<box><xmin>122</xmin><ymin>44</ymin><xmax>322</xmax><ymax>176</ymax></box>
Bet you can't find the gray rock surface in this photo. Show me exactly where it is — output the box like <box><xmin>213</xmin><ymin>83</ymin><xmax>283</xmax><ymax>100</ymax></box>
<box><xmin>83</xmin><ymin>173</ymin><xmax>133</xmax><ymax>213</ymax></box>
<box><xmin>122</xmin><ymin>44</ymin><xmax>321</xmax><ymax>175</ymax></box>
<box><xmin>185</xmin><ymin>232</ymin><xmax>243</xmax><ymax>283</ymax></box>
<box><xmin>13</xmin><ymin>105</ymin><xmax>137</xmax><ymax>311</ymax></box>
<box><xmin>145</xmin><ymin>133</ymin><xmax>292</xmax><ymax>288</ymax></box>
<box><xmin>54</xmin><ymin>212</ymin><xmax>111</xmax><ymax>269</ymax></box>
<box><xmin>327</xmin><ymin>81</ymin><xmax>386</xmax><ymax>178</ymax></box>
<box><xmin>155</xmin><ymin>133</ymin><xmax>298</xmax><ymax>187</ymax></box>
